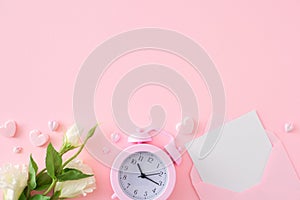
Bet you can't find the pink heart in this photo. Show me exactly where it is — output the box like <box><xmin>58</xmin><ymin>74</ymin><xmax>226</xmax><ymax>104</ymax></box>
<box><xmin>110</xmin><ymin>132</ymin><xmax>121</xmax><ymax>143</ymax></box>
<box><xmin>102</xmin><ymin>147</ymin><xmax>110</xmax><ymax>154</ymax></box>
<box><xmin>29</xmin><ymin>129</ymin><xmax>49</xmax><ymax>147</ymax></box>
<box><xmin>176</xmin><ymin>117</ymin><xmax>195</xmax><ymax>135</ymax></box>
<box><xmin>0</xmin><ymin>120</ymin><xmax>17</xmax><ymax>137</ymax></box>
<box><xmin>284</xmin><ymin>122</ymin><xmax>294</xmax><ymax>133</ymax></box>
<box><xmin>48</xmin><ymin>120</ymin><xmax>59</xmax><ymax>132</ymax></box>
<box><xmin>13</xmin><ymin>146</ymin><xmax>23</xmax><ymax>153</ymax></box>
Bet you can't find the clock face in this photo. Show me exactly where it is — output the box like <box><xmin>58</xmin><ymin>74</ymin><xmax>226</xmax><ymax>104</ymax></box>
<box><xmin>118</xmin><ymin>151</ymin><xmax>168</xmax><ymax>200</ymax></box>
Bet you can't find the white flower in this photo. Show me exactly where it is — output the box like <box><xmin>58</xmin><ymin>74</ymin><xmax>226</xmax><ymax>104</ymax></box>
<box><xmin>0</xmin><ymin>164</ymin><xmax>28</xmax><ymax>200</ymax></box>
<box><xmin>64</xmin><ymin>124</ymin><xmax>82</xmax><ymax>148</ymax></box>
<box><xmin>55</xmin><ymin>159</ymin><xmax>96</xmax><ymax>198</ymax></box>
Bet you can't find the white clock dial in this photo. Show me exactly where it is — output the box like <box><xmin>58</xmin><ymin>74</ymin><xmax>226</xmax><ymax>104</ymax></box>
<box><xmin>118</xmin><ymin>151</ymin><xmax>168</xmax><ymax>200</ymax></box>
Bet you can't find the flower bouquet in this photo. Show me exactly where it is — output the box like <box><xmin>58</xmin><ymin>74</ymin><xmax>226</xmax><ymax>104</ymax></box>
<box><xmin>0</xmin><ymin>124</ymin><xmax>98</xmax><ymax>200</ymax></box>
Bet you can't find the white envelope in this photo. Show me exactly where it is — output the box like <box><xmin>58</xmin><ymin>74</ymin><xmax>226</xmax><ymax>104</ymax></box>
<box><xmin>186</xmin><ymin>111</ymin><xmax>272</xmax><ymax>192</ymax></box>
<box><xmin>189</xmin><ymin>131</ymin><xmax>300</xmax><ymax>199</ymax></box>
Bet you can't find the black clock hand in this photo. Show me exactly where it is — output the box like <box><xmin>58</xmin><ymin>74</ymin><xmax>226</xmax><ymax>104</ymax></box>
<box><xmin>137</xmin><ymin>163</ymin><xmax>144</xmax><ymax>175</ymax></box>
<box><xmin>143</xmin><ymin>176</ymin><xmax>160</xmax><ymax>186</ymax></box>
<box><xmin>137</xmin><ymin>166</ymin><xmax>160</xmax><ymax>185</ymax></box>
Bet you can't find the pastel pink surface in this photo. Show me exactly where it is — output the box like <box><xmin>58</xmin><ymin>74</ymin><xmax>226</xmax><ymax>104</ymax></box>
<box><xmin>0</xmin><ymin>0</ymin><xmax>300</xmax><ymax>200</ymax></box>
<box><xmin>190</xmin><ymin>132</ymin><xmax>300</xmax><ymax>200</ymax></box>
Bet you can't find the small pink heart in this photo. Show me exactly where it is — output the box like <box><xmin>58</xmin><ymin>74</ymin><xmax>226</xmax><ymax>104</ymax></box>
<box><xmin>29</xmin><ymin>129</ymin><xmax>49</xmax><ymax>147</ymax></box>
<box><xmin>48</xmin><ymin>120</ymin><xmax>59</xmax><ymax>132</ymax></box>
<box><xmin>0</xmin><ymin>120</ymin><xmax>17</xmax><ymax>137</ymax></box>
<box><xmin>111</xmin><ymin>132</ymin><xmax>121</xmax><ymax>143</ymax></box>
<box><xmin>102</xmin><ymin>147</ymin><xmax>110</xmax><ymax>154</ymax></box>
<box><xmin>176</xmin><ymin>117</ymin><xmax>195</xmax><ymax>135</ymax></box>
<box><xmin>13</xmin><ymin>146</ymin><xmax>23</xmax><ymax>154</ymax></box>
<box><xmin>284</xmin><ymin>122</ymin><xmax>294</xmax><ymax>133</ymax></box>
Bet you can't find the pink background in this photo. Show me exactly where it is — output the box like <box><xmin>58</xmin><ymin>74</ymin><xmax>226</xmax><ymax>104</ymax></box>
<box><xmin>1</xmin><ymin>0</ymin><xmax>300</xmax><ymax>199</ymax></box>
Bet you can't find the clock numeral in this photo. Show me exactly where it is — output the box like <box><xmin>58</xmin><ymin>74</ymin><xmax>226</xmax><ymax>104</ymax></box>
<box><xmin>126</xmin><ymin>183</ymin><xmax>131</xmax><ymax>189</ymax></box>
<box><xmin>134</xmin><ymin>189</ymin><xmax>138</xmax><ymax>195</ymax></box>
<box><xmin>159</xmin><ymin>181</ymin><xmax>163</xmax><ymax>186</ymax></box>
<box><xmin>147</xmin><ymin>157</ymin><xmax>154</xmax><ymax>164</ymax></box>
<box><xmin>159</xmin><ymin>171</ymin><xmax>163</xmax><ymax>177</ymax></box>
<box><xmin>157</xmin><ymin>163</ymin><xmax>160</xmax><ymax>168</ymax></box>
<box><xmin>122</xmin><ymin>175</ymin><xmax>127</xmax><ymax>180</ymax></box>
<box><xmin>138</xmin><ymin>155</ymin><xmax>144</xmax><ymax>161</ymax></box>
<box><xmin>131</xmin><ymin>159</ymin><xmax>137</xmax><ymax>165</ymax></box>
<box><xmin>152</xmin><ymin>188</ymin><xmax>156</xmax><ymax>193</ymax></box>
<box><xmin>144</xmin><ymin>191</ymin><xmax>148</xmax><ymax>196</ymax></box>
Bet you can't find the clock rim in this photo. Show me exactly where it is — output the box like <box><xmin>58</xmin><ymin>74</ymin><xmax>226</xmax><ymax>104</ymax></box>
<box><xmin>110</xmin><ymin>144</ymin><xmax>176</xmax><ymax>200</ymax></box>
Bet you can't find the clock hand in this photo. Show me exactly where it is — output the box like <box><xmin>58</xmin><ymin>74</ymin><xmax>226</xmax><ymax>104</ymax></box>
<box><xmin>137</xmin><ymin>163</ymin><xmax>144</xmax><ymax>175</ymax></box>
<box><xmin>143</xmin><ymin>176</ymin><xmax>160</xmax><ymax>186</ymax></box>
<box><xmin>136</xmin><ymin>166</ymin><xmax>160</xmax><ymax>185</ymax></box>
<box><xmin>144</xmin><ymin>172</ymin><xmax>161</xmax><ymax>177</ymax></box>
<box><xmin>138</xmin><ymin>172</ymin><xmax>161</xmax><ymax>177</ymax></box>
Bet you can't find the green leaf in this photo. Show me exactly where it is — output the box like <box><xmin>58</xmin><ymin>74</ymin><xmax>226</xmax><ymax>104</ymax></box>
<box><xmin>46</xmin><ymin>143</ymin><xmax>62</xmax><ymax>179</ymax></box>
<box><xmin>35</xmin><ymin>172</ymin><xmax>52</xmax><ymax>191</ymax></box>
<box><xmin>31</xmin><ymin>194</ymin><xmax>51</xmax><ymax>200</ymax></box>
<box><xmin>57</xmin><ymin>168</ymin><xmax>93</xmax><ymax>182</ymax></box>
<box><xmin>85</xmin><ymin>124</ymin><xmax>98</xmax><ymax>141</ymax></box>
<box><xmin>50</xmin><ymin>191</ymin><xmax>61</xmax><ymax>200</ymax></box>
<box><xmin>28</xmin><ymin>155</ymin><xmax>38</xmax><ymax>189</ymax></box>
<box><xmin>18</xmin><ymin>191</ymin><xmax>27</xmax><ymax>200</ymax></box>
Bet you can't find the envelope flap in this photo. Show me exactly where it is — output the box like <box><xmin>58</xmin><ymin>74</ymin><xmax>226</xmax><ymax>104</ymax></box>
<box><xmin>186</xmin><ymin>111</ymin><xmax>272</xmax><ymax>192</ymax></box>
<box><xmin>189</xmin><ymin>131</ymin><xmax>300</xmax><ymax>200</ymax></box>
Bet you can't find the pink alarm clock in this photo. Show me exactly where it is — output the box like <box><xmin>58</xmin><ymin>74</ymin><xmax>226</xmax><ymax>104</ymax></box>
<box><xmin>110</xmin><ymin>129</ymin><xmax>180</xmax><ymax>200</ymax></box>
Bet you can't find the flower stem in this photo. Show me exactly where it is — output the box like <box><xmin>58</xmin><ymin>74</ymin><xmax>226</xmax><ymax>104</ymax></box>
<box><xmin>43</xmin><ymin>179</ymin><xmax>57</xmax><ymax>195</ymax></box>
<box><xmin>62</xmin><ymin>144</ymin><xmax>84</xmax><ymax>168</ymax></box>
<box><xmin>61</xmin><ymin>130</ymin><xmax>93</xmax><ymax>168</ymax></box>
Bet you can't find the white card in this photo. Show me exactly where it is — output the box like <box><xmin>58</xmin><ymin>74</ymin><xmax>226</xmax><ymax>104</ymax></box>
<box><xmin>186</xmin><ymin>111</ymin><xmax>272</xmax><ymax>192</ymax></box>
